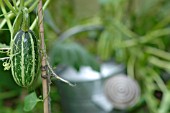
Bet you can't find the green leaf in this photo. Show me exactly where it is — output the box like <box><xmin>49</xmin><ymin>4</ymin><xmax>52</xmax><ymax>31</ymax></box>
<box><xmin>24</xmin><ymin>92</ymin><xmax>41</xmax><ymax>112</ymax></box>
<box><xmin>44</xmin><ymin>9</ymin><xmax>60</xmax><ymax>34</ymax></box>
<box><xmin>97</xmin><ymin>31</ymin><xmax>114</xmax><ymax>60</ymax></box>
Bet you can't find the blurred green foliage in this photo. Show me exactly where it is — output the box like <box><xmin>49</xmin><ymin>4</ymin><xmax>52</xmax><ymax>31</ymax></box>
<box><xmin>97</xmin><ymin>0</ymin><xmax>170</xmax><ymax>113</ymax></box>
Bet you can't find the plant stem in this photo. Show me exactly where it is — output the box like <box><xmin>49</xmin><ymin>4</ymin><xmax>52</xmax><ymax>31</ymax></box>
<box><xmin>127</xmin><ymin>55</ymin><xmax>136</xmax><ymax>78</ymax></box>
<box><xmin>0</xmin><ymin>0</ymin><xmax>12</xmax><ymax>33</ymax></box>
<box><xmin>145</xmin><ymin>46</ymin><xmax>170</xmax><ymax>61</ymax></box>
<box><xmin>12</xmin><ymin>0</ymin><xmax>18</xmax><ymax>11</ymax></box>
<box><xmin>0</xmin><ymin>13</ymin><xmax>14</xmax><ymax>30</ymax></box>
<box><xmin>112</xmin><ymin>19</ymin><xmax>138</xmax><ymax>38</ymax></box>
<box><xmin>148</xmin><ymin>69</ymin><xmax>167</xmax><ymax>92</ymax></box>
<box><xmin>28</xmin><ymin>0</ymin><xmax>39</xmax><ymax>13</ymax></box>
<box><xmin>0</xmin><ymin>0</ymin><xmax>34</xmax><ymax>30</ymax></box>
<box><xmin>21</xmin><ymin>8</ymin><xmax>30</xmax><ymax>31</ymax></box>
<box><xmin>20</xmin><ymin>0</ymin><xmax>24</xmax><ymax>10</ymax></box>
<box><xmin>38</xmin><ymin>0</ymin><xmax>50</xmax><ymax>113</ymax></box>
<box><xmin>158</xmin><ymin>92</ymin><xmax>170</xmax><ymax>113</ymax></box>
<box><xmin>148</xmin><ymin>56</ymin><xmax>170</xmax><ymax>71</ymax></box>
<box><xmin>0</xmin><ymin>11</ymin><xmax>12</xmax><ymax>17</ymax></box>
<box><xmin>3</xmin><ymin>0</ymin><xmax>17</xmax><ymax>15</ymax></box>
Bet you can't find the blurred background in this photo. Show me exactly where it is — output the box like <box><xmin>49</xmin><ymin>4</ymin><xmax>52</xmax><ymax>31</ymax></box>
<box><xmin>1</xmin><ymin>0</ymin><xmax>170</xmax><ymax>113</ymax></box>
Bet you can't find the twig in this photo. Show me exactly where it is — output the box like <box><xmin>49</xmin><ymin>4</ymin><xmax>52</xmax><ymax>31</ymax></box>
<box><xmin>46</xmin><ymin>61</ymin><xmax>75</xmax><ymax>86</ymax></box>
<box><xmin>38</xmin><ymin>0</ymin><xmax>50</xmax><ymax>113</ymax></box>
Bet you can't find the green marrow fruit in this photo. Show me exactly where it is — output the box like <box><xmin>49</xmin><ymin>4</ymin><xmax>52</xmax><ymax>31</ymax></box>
<box><xmin>10</xmin><ymin>7</ymin><xmax>39</xmax><ymax>87</ymax></box>
<box><xmin>11</xmin><ymin>30</ymin><xmax>39</xmax><ymax>87</ymax></box>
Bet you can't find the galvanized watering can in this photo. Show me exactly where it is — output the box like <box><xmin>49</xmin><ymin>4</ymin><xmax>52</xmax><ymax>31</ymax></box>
<box><xmin>55</xmin><ymin>61</ymin><xmax>140</xmax><ymax>113</ymax></box>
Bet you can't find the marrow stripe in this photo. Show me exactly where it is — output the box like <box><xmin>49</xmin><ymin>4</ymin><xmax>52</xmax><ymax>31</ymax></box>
<box><xmin>30</xmin><ymin>33</ymin><xmax>35</xmax><ymax>85</ymax></box>
<box><xmin>21</xmin><ymin>33</ymin><xmax>25</xmax><ymax>86</ymax></box>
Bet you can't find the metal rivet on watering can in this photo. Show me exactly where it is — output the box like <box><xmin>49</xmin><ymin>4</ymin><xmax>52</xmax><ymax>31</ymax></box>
<box><xmin>104</xmin><ymin>74</ymin><xmax>140</xmax><ymax>109</ymax></box>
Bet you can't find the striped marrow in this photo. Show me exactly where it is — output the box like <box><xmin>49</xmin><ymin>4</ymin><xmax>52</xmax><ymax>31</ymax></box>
<box><xmin>11</xmin><ymin>30</ymin><xmax>39</xmax><ymax>87</ymax></box>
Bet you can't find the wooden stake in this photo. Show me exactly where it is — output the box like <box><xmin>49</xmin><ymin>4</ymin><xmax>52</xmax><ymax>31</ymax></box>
<box><xmin>38</xmin><ymin>0</ymin><xmax>50</xmax><ymax>113</ymax></box>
